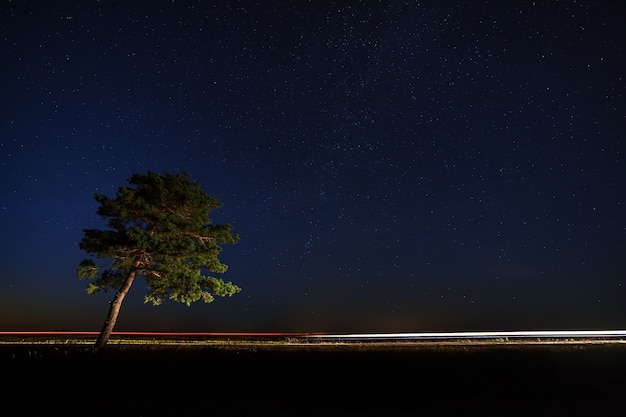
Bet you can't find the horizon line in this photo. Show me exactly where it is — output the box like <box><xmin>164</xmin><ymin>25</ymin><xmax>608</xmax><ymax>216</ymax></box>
<box><xmin>2</xmin><ymin>329</ymin><xmax>626</xmax><ymax>340</ymax></box>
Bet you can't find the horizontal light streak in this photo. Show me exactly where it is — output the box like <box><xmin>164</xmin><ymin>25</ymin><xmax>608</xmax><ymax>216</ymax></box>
<box><xmin>1</xmin><ymin>330</ymin><xmax>626</xmax><ymax>340</ymax></box>
<box><xmin>309</xmin><ymin>330</ymin><xmax>626</xmax><ymax>340</ymax></box>
<box><xmin>0</xmin><ymin>331</ymin><xmax>308</xmax><ymax>337</ymax></box>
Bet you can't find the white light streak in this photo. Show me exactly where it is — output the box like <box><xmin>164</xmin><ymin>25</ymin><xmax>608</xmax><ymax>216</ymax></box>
<box><xmin>308</xmin><ymin>330</ymin><xmax>626</xmax><ymax>341</ymax></box>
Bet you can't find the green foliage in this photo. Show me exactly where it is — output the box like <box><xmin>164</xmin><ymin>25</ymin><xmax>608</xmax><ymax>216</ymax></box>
<box><xmin>76</xmin><ymin>259</ymin><xmax>98</xmax><ymax>280</ymax></box>
<box><xmin>76</xmin><ymin>170</ymin><xmax>241</xmax><ymax>305</ymax></box>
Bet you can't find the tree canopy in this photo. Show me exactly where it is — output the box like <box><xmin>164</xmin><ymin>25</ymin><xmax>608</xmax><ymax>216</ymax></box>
<box><xmin>77</xmin><ymin>170</ymin><xmax>240</xmax><ymax>350</ymax></box>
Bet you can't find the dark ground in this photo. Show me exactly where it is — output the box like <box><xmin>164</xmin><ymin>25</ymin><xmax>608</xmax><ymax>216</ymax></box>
<box><xmin>2</xmin><ymin>340</ymin><xmax>626</xmax><ymax>416</ymax></box>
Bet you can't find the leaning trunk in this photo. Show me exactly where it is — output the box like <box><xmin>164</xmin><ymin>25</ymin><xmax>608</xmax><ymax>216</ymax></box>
<box><xmin>93</xmin><ymin>261</ymin><xmax>140</xmax><ymax>353</ymax></box>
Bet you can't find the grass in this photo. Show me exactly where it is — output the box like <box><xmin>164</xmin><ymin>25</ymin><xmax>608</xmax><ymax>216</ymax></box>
<box><xmin>2</xmin><ymin>332</ymin><xmax>623</xmax><ymax>347</ymax></box>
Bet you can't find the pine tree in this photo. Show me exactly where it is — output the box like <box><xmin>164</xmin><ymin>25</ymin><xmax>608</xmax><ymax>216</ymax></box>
<box><xmin>76</xmin><ymin>170</ymin><xmax>240</xmax><ymax>351</ymax></box>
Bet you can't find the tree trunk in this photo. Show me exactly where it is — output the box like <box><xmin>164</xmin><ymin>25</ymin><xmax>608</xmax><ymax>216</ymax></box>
<box><xmin>93</xmin><ymin>259</ymin><xmax>141</xmax><ymax>353</ymax></box>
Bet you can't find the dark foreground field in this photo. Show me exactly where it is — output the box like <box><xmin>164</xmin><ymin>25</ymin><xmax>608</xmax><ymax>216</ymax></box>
<box><xmin>2</xmin><ymin>339</ymin><xmax>626</xmax><ymax>416</ymax></box>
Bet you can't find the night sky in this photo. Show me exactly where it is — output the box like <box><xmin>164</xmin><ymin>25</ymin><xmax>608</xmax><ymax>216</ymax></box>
<box><xmin>1</xmin><ymin>1</ymin><xmax>625</xmax><ymax>333</ymax></box>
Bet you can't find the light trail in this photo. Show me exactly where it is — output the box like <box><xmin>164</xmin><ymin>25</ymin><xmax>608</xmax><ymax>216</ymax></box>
<box><xmin>0</xmin><ymin>331</ymin><xmax>310</xmax><ymax>337</ymax></box>
<box><xmin>308</xmin><ymin>330</ymin><xmax>626</xmax><ymax>341</ymax></box>
<box><xmin>1</xmin><ymin>330</ymin><xmax>626</xmax><ymax>341</ymax></box>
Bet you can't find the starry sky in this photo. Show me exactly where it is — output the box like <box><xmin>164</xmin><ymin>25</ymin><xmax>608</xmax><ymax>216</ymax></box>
<box><xmin>1</xmin><ymin>1</ymin><xmax>625</xmax><ymax>333</ymax></box>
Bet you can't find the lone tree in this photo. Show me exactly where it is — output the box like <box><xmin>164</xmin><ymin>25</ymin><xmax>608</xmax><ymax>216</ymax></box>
<box><xmin>76</xmin><ymin>170</ymin><xmax>240</xmax><ymax>352</ymax></box>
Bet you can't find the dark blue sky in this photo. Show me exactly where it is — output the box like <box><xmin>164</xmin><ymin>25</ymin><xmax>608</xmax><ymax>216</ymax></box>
<box><xmin>1</xmin><ymin>1</ymin><xmax>625</xmax><ymax>332</ymax></box>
